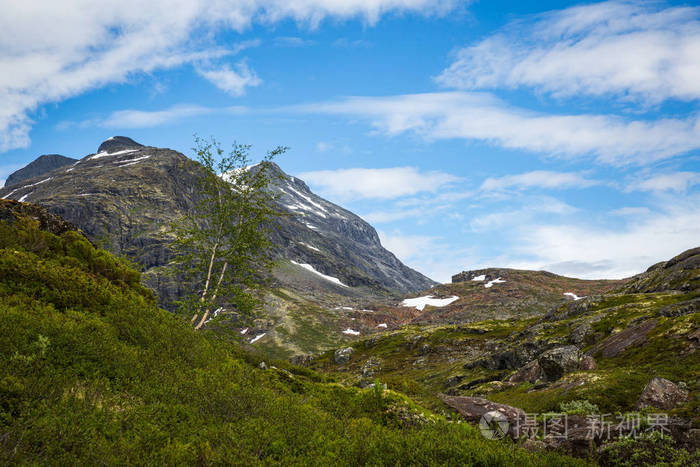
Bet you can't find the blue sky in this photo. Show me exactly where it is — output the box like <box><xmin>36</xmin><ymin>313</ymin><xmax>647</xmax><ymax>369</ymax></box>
<box><xmin>1</xmin><ymin>0</ymin><xmax>699</xmax><ymax>282</ymax></box>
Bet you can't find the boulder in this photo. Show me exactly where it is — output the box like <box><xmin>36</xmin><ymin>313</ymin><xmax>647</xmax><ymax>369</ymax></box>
<box><xmin>578</xmin><ymin>355</ymin><xmax>597</xmax><ymax>371</ymax></box>
<box><xmin>334</xmin><ymin>347</ymin><xmax>354</xmax><ymax>364</ymax></box>
<box><xmin>508</xmin><ymin>360</ymin><xmax>542</xmax><ymax>384</ymax></box>
<box><xmin>636</xmin><ymin>377</ymin><xmax>689</xmax><ymax>410</ymax></box>
<box><xmin>538</xmin><ymin>345</ymin><xmax>581</xmax><ymax>381</ymax></box>
<box><xmin>438</xmin><ymin>394</ymin><xmax>526</xmax><ymax>440</ymax></box>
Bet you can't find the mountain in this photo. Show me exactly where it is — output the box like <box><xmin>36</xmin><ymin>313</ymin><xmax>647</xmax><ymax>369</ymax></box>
<box><xmin>4</xmin><ymin>154</ymin><xmax>77</xmax><ymax>187</ymax></box>
<box><xmin>0</xmin><ymin>137</ymin><xmax>436</xmax><ymax>356</ymax></box>
<box><xmin>0</xmin><ymin>198</ymin><xmax>582</xmax><ymax>466</ymax></box>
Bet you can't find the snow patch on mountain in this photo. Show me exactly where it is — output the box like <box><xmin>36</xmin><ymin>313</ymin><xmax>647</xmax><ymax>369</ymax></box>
<box><xmin>564</xmin><ymin>292</ymin><xmax>584</xmax><ymax>301</ymax></box>
<box><xmin>342</xmin><ymin>328</ymin><xmax>360</xmax><ymax>336</ymax></box>
<box><xmin>290</xmin><ymin>260</ymin><xmax>348</xmax><ymax>287</ymax></box>
<box><xmin>485</xmin><ymin>277</ymin><xmax>506</xmax><ymax>288</ymax></box>
<box><xmin>401</xmin><ymin>295</ymin><xmax>459</xmax><ymax>311</ymax></box>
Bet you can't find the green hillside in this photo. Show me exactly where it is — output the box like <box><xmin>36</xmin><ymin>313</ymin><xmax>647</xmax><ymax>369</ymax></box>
<box><xmin>0</xmin><ymin>199</ymin><xmax>585</xmax><ymax>465</ymax></box>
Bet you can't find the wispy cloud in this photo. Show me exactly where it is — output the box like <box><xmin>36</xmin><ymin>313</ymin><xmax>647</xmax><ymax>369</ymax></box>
<box><xmin>0</xmin><ymin>0</ymin><xmax>456</xmax><ymax>153</ymax></box>
<box><xmin>627</xmin><ymin>171</ymin><xmax>700</xmax><ymax>193</ymax></box>
<box><xmin>436</xmin><ymin>1</ymin><xmax>700</xmax><ymax>104</ymax></box>
<box><xmin>60</xmin><ymin>104</ymin><xmax>248</xmax><ymax>129</ymax></box>
<box><xmin>274</xmin><ymin>36</ymin><xmax>316</xmax><ymax>47</ymax></box>
<box><xmin>297</xmin><ymin>166</ymin><xmax>461</xmax><ymax>200</ymax></box>
<box><xmin>196</xmin><ymin>61</ymin><xmax>261</xmax><ymax>96</ymax></box>
<box><xmin>481</xmin><ymin>170</ymin><xmax>599</xmax><ymax>191</ymax></box>
<box><xmin>297</xmin><ymin>92</ymin><xmax>700</xmax><ymax>165</ymax></box>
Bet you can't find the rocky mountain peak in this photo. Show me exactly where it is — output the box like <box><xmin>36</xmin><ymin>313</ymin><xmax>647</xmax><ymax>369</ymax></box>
<box><xmin>97</xmin><ymin>136</ymin><xmax>144</xmax><ymax>154</ymax></box>
<box><xmin>4</xmin><ymin>154</ymin><xmax>77</xmax><ymax>187</ymax></box>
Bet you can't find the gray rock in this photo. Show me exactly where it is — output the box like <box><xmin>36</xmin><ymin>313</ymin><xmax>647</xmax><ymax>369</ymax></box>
<box><xmin>334</xmin><ymin>347</ymin><xmax>354</xmax><ymax>364</ymax></box>
<box><xmin>508</xmin><ymin>360</ymin><xmax>542</xmax><ymax>384</ymax></box>
<box><xmin>636</xmin><ymin>377</ymin><xmax>689</xmax><ymax>410</ymax></box>
<box><xmin>578</xmin><ymin>355</ymin><xmax>597</xmax><ymax>371</ymax></box>
<box><xmin>586</xmin><ymin>319</ymin><xmax>657</xmax><ymax>358</ymax></box>
<box><xmin>538</xmin><ymin>345</ymin><xmax>581</xmax><ymax>381</ymax></box>
<box><xmin>360</xmin><ymin>357</ymin><xmax>381</xmax><ymax>377</ymax></box>
<box><xmin>4</xmin><ymin>154</ymin><xmax>78</xmax><ymax>188</ymax></box>
<box><xmin>570</xmin><ymin>322</ymin><xmax>593</xmax><ymax>347</ymax></box>
<box><xmin>438</xmin><ymin>394</ymin><xmax>526</xmax><ymax>440</ymax></box>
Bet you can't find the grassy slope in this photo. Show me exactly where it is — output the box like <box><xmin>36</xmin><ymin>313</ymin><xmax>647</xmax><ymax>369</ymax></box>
<box><xmin>312</xmin><ymin>286</ymin><xmax>700</xmax><ymax>426</ymax></box>
<box><xmin>0</xmin><ymin>208</ymin><xmax>586</xmax><ymax>465</ymax></box>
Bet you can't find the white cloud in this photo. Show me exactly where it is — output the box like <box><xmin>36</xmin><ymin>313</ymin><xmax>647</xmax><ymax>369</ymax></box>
<box><xmin>316</xmin><ymin>141</ymin><xmax>333</xmax><ymax>152</ymax></box>
<box><xmin>468</xmin><ymin>196</ymin><xmax>578</xmax><ymax>232</ymax></box>
<box><xmin>274</xmin><ymin>36</ymin><xmax>316</xmax><ymax>47</ymax></box>
<box><xmin>511</xmin><ymin>197</ymin><xmax>700</xmax><ymax>279</ymax></box>
<box><xmin>61</xmin><ymin>104</ymin><xmax>249</xmax><ymax>129</ymax></box>
<box><xmin>481</xmin><ymin>170</ymin><xmax>598</xmax><ymax>191</ymax></box>
<box><xmin>628</xmin><ymin>171</ymin><xmax>700</xmax><ymax>193</ymax></box>
<box><xmin>298</xmin><ymin>92</ymin><xmax>700</xmax><ymax>165</ymax></box>
<box><xmin>0</xmin><ymin>0</ymin><xmax>457</xmax><ymax>153</ymax></box>
<box><xmin>437</xmin><ymin>1</ymin><xmax>700</xmax><ymax>104</ymax></box>
<box><xmin>196</xmin><ymin>61</ymin><xmax>262</xmax><ymax>96</ymax></box>
<box><xmin>0</xmin><ymin>179</ymin><xmax>5</xmax><ymax>188</ymax></box>
<box><xmin>297</xmin><ymin>166</ymin><xmax>461</xmax><ymax>200</ymax></box>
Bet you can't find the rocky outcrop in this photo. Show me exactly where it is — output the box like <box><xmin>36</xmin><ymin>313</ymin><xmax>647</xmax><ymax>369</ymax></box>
<box><xmin>586</xmin><ymin>319</ymin><xmax>657</xmax><ymax>358</ymax></box>
<box><xmin>508</xmin><ymin>360</ymin><xmax>542</xmax><ymax>383</ymax></box>
<box><xmin>438</xmin><ymin>394</ymin><xmax>525</xmax><ymax>440</ymax></box>
<box><xmin>0</xmin><ymin>199</ymin><xmax>80</xmax><ymax>237</ymax></box>
<box><xmin>538</xmin><ymin>345</ymin><xmax>582</xmax><ymax>381</ymax></box>
<box><xmin>620</xmin><ymin>247</ymin><xmax>700</xmax><ymax>293</ymax></box>
<box><xmin>636</xmin><ymin>377</ymin><xmax>689</xmax><ymax>410</ymax></box>
<box><xmin>4</xmin><ymin>154</ymin><xmax>77</xmax><ymax>187</ymax></box>
<box><xmin>334</xmin><ymin>347</ymin><xmax>354</xmax><ymax>364</ymax></box>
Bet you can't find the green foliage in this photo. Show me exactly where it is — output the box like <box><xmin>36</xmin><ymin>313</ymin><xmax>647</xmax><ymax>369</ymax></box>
<box><xmin>559</xmin><ymin>399</ymin><xmax>600</xmax><ymax>415</ymax></box>
<box><xmin>598</xmin><ymin>432</ymin><xmax>700</xmax><ymax>467</ymax></box>
<box><xmin>169</xmin><ymin>136</ymin><xmax>287</xmax><ymax>327</ymax></box>
<box><xmin>0</xmin><ymin>215</ymin><xmax>588</xmax><ymax>465</ymax></box>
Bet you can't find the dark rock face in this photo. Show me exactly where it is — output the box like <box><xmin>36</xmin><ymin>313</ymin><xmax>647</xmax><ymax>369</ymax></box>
<box><xmin>586</xmin><ymin>319</ymin><xmax>657</xmax><ymax>359</ymax></box>
<box><xmin>4</xmin><ymin>154</ymin><xmax>77</xmax><ymax>187</ymax></box>
<box><xmin>96</xmin><ymin>136</ymin><xmax>144</xmax><ymax>154</ymax></box>
<box><xmin>538</xmin><ymin>345</ymin><xmax>581</xmax><ymax>381</ymax></box>
<box><xmin>508</xmin><ymin>359</ymin><xmax>542</xmax><ymax>383</ymax></box>
<box><xmin>637</xmin><ymin>377</ymin><xmax>689</xmax><ymax>410</ymax></box>
<box><xmin>0</xmin><ymin>137</ymin><xmax>436</xmax><ymax>310</ymax></box>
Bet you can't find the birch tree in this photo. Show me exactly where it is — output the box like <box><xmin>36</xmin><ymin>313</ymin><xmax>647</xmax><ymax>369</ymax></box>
<box><xmin>171</xmin><ymin>136</ymin><xmax>286</xmax><ymax>329</ymax></box>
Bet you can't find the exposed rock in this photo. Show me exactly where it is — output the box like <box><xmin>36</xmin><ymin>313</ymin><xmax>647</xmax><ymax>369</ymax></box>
<box><xmin>289</xmin><ymin>354</ymin><xmax>313</xmax><ymax>366</ymax></box>
<box><xmin>578</xmin><ymin>355</ymin><xmax>597</xmax><ymax>371</ymax></box>
<box><xmin>636</xmin><ymin>377</ymin><xmax>689</xmax><ymax>410</ymax></box>
<box><xmin>360</xmin><ymin>357</ymin><xmax>381</xmax><ymax>377</ymax></box>
<box><xmin>508</xmin><ymin>360</ymin><xmax>542</xmax><ymax>384</ymax></box>
<box><xmin>538</xmin><ymin>345</ymin><xmax>581</xmax><ymax>381</ymax></box>
<box><xmin>445</xmin><ymin>374</ymin><xmax>467</xmax><ymax>388</ymax></box>
<box><xmin>0</xmin><ymin>199</ymin><xmax>81</xmax><ymax>237</ymax></box>
<box><xmin>96</xmin><ymin>136</ymin><xmax>144</xmax><ymax>154</ymax></box>
<box><xmin>587</xmin><ymin>319</ymin><xmax>657</xmax><ymax>358</ymax></box>
<box><xmin>438</xmin><ymin>394</ymin><xmax>526</xmax><ymax>440</ymax></box>
<box><xmin>334</xmin><ymin>347</ymin><xmax>354</xmax><ymax>364</ymax></box>
<box><xmin>570</xmin><ymin>322</ymin><xmax>593</xmax><ymax>347</ymax></box>
<box><xmin>4</xmin><ymin>154</ymin><xmax>77</xmax><ymax>187</ymax></box>
<box><xmin>658</xmin><ymin>298</ymin><xmax>700</xmax><ymax>318</ymax></box>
